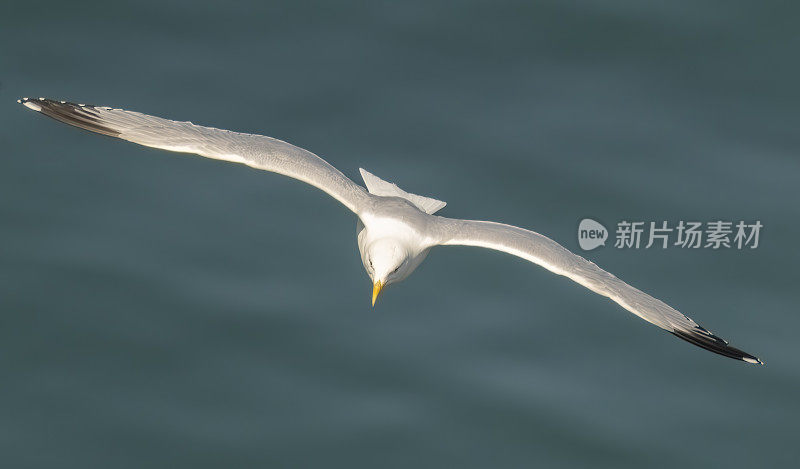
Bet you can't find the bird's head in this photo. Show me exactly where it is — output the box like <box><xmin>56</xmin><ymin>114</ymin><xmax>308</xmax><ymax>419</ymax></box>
<box><xmin>364</xmin><ymin>238</ymin><xmax>411</xmax><ymax>306</ymax></box>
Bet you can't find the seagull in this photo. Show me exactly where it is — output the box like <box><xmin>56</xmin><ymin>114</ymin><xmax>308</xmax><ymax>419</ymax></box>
<box><xmin>18</xmin><ymin>97</ymin><xmax>762</xmax><ymax>365</ymax></box>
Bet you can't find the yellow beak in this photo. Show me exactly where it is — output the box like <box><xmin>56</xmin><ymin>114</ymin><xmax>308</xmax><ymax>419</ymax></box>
<box><xmin>372</xmin><ymin>280</ymin><xmax>383</xmax><ymax>307</ymax></box>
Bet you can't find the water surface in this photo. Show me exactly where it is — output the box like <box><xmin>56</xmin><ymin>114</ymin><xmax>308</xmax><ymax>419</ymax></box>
<box><xmin>1</xmin><ymin>1</ymin><xmax>798</xmax><ymax>467</ymax></box>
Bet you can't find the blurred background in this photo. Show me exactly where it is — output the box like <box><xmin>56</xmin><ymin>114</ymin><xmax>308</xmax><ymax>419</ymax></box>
<box><xmin>1</xmin><ymin>1</ymin><xmax>798</xmax><ymax>467</ymax></box>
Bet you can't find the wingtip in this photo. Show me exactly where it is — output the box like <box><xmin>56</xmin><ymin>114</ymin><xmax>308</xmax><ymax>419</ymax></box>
<box><xmin>18</xmin><ymin>96</ymin><xmax>122</xmax><ymax>138</ymax></box>
<box><xmin>670</xmin><ymin>326</ymin><xmax>763</xmax><ymax>365</ymax></box>
<box><xmin>19</xmin><ymin>97</ymin><xmax>43</xmax><ymax>112</ymax></box>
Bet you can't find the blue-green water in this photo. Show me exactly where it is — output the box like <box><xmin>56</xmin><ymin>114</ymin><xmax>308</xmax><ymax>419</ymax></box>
<box><xmin>2</xmin><ymin>1</ymin><xmax>798</xmax><ymax>467</ymax></box>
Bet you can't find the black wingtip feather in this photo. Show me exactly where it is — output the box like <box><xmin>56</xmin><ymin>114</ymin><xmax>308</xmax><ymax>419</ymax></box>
<box><xmin>19</xmin><ymin>97</ymin><xmax>120</xmax><ymax>138</ymax></box>
<box><xmin>671</xmin><ymin>326</ymin><xmax>763</xmax><ymax>365</ymax></box>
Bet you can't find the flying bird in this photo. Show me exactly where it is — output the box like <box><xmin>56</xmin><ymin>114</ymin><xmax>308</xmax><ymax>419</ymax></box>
<box><xmin>18</xmin><ymin>97</ymin><xmax>762</xmax><ymax>364</ymax></box>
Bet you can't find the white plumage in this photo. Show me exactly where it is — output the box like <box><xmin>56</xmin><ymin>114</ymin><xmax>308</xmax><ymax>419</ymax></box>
<box><xmin>19</xmin><ymin>97</ymin><xmax>762</xmax><ymax>365</ymax></box>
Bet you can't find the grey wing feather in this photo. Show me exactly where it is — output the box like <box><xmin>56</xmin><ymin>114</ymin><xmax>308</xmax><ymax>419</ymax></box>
<box><xmin>435</xmin><ymin>218</ymin><xmax>762</xmax><ymax>364</ymax></box>
<box><xmin>19</xmin><ymin>97</ymin><xmax>370</xmax><ymax>214</ymax></box>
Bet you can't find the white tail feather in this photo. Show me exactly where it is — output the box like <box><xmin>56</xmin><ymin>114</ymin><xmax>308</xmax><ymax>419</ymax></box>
<box><xmin>359</xmin><ymin>168</ymin><xmax>446</xmax><ymax>214</ymax></box>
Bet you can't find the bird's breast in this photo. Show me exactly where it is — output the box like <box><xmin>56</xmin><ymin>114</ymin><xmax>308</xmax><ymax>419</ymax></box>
<box><xmin>358</xmin><ymin>202</ymin><xmax>437</xmax><ymax>251</ymax></box>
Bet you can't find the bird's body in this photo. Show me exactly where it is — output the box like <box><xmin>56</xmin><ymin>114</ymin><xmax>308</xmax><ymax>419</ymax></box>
<box><xmin>357</xmin><ymin>200</ymin><xmax>435</xmax><ymax>285</ymax></box>
<box><xmin>18</xmin><ymin>97</ymin><xmax>762</xmax><ymax>365</ymax></box>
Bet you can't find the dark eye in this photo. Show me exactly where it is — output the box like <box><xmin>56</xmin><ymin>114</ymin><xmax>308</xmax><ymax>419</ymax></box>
<box><xmin>391</xmin><ymin>266</ymin><xmax>400</xmax><ymax>274</ymax></box>
<box><xmin>369</xmin><ymin>259</ymin><xmax>373</xmax><ymax>268</ymax></box>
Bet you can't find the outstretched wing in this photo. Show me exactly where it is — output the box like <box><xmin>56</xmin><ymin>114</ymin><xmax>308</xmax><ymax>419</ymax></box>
<box><xmin>434</xmin><ymin>218</ymin><xmax>762</xmax><ymax>364</ymax></box>
<box><xmin>18</xmin><ymin>97</ymin><xmax>370</xmax><ymax>214</ymax></box>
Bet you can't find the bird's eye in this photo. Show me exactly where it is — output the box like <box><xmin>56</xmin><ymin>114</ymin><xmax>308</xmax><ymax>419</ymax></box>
<box><xmin>369</xmin><ymin>259</ymin><xmax>373</xmax><ymax>268</ymax></box>
<box><xmin>391</xmin><ymin>266</ymin><xmax>400</xmax><ymax>274</ymax></box>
